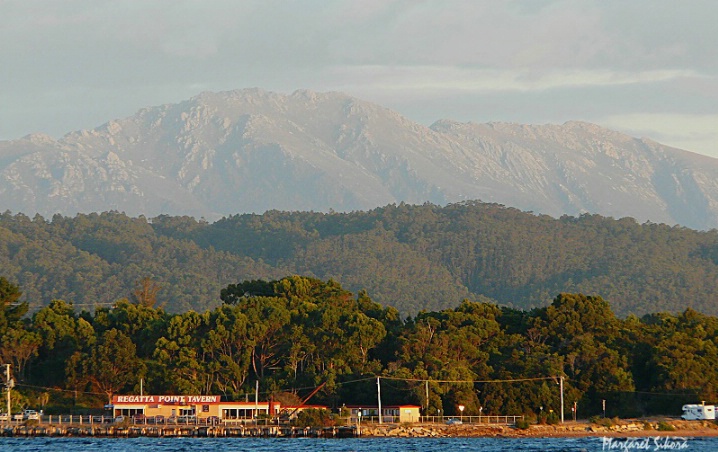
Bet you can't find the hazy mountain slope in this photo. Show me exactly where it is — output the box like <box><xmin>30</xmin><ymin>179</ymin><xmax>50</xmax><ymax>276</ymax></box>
<box><xmin>2</xmin><ymin>88</ymin><xmax>718</xmax><ymax>229</ymax></box>
<box><xmin>0</xmin><ymin>133</ymin><xmax>209</xmax><ymax>218</ymax></box>
<box><xmin>430</xmin><ymin>120</ymin><xmax>718</xmax><ymax>228</ymax></box>
<box><xmin>3</xmin><ymin>204</ymin><xmax>718</xmax><ymax>316</ymax></box>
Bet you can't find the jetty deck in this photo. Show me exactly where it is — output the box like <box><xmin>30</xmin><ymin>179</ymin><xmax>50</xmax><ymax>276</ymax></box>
<box><xmin>1</xmin><ymin>423</ymin><xmax>358</xmax><ymax>438</ymax></box>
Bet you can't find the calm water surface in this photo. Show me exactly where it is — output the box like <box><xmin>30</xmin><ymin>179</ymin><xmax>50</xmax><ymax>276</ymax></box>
<box><xmin>0</xmin><ymin>436</ymin><xmax>714</xmax><ymax>451</ymax></box>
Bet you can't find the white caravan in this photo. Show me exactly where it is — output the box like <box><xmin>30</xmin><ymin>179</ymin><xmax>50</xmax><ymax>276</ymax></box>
<box><xmin>681</xmin><ymin>403</ymin><xmax>716</xmax><ymax>420</ymax></box>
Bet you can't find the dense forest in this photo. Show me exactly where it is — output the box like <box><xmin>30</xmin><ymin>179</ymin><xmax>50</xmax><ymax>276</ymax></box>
<box><xmin>2</xmin><ymin>201</ymin><xmax>718</xmax><ymax>317</ymax></box>
<box><xmin>1</xmin><ymin>276</ymin><xmax>716</xmax><ymax>418</ymax></box>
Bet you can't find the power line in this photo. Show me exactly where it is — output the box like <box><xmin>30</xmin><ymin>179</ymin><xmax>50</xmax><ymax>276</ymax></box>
<box><xmin>15</xmin><ymin>383</ymin><xmax>107</xmax><ymax>396</ymax></box>
<box><xmin>379</xmin><ymin>375</ymin><xmax>559</xmax><ymax>384</ymax></box>
<box><xmin>333</xmin><ymin>376</ymin><xmax>377</xmax><ymax>386</ymax></box>
<box><xmin>607</xmin><ymin>390</ymin><xmax>703</xmax><ymax>397</ymax></box>
<box><xmin>68</xmin><ymin>303</ymin><xmax>115</xmax><ymax>307</ymax></box>
<box><xmin>16</xmin><ymin>376</ymin><xmax>378</xmax><ymax>401</ymax></box>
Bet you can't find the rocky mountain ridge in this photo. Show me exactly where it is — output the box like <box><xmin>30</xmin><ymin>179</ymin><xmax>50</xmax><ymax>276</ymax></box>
<box><xmin>2</xmin><ymin>88</ymin><xmax>717</xmax><ymax>229</ymax></box>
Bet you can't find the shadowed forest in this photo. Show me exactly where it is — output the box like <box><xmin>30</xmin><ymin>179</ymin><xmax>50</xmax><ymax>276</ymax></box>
<box><xmin>1</xmin><ymin>276</ymin><xmax>716</xmax><ymax>419</ymax></box>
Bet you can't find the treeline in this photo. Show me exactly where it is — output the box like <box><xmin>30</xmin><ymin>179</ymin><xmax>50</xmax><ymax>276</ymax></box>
<box><xmin>2</xmin><ymin>276</ymin><xmax>716</xmax><ymax>418</ymax></box>
<box><xmin>3</xmin><ymin>201</ymin><xmax>718</xmax><ymax>316</ymax></box>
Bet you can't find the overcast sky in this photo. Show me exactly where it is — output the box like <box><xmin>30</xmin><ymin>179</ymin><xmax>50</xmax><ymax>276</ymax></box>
<box><xmin>2</xmin><ymin>0</ymin><xmax>717</xmax><ymax>157</ymax></box>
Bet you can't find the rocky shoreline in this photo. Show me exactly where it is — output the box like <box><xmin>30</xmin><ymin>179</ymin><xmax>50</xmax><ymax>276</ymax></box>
<box><xmin>359</xmin><ymin>419</ymin><xmax>718</xmax><ymax>438</ymax></box>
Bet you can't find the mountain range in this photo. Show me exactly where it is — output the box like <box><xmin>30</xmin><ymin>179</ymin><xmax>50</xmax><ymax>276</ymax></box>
<box><xmin>2</xmin><ymin>88</ymin><xmax>718</xmax><ymax>230</ymax></box>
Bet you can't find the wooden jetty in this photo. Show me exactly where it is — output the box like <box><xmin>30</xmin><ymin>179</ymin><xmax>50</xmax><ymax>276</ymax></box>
<box><xmin>1</xmin><ymin>423</ymin><xmax>358</xmax><ymax>439</ymax></box>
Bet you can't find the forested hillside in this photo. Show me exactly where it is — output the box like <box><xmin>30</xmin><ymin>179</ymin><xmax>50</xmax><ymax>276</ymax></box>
<box><xmin>0</xmin><ymin>211</ymin><xmax>286</xmax><ymax>313</ymax></box>
<box><xmin>2</xmin><ymin>201</ymin><xmax>718</xmax><ymax>316</ymax></box>
<box><xmin>2</xmin><ymin>276</ymin><xmax>717</xmax><ymax>418</ymax></box>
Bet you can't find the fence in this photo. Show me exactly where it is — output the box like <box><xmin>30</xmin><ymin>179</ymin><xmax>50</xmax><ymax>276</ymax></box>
<box><xmin>351</xmin><ymin>415</ymin><xmax>524</xmax><ymax>425</ymax></box>
<box><xmin>421</xmin><ymin>415</ymin><xmax>524</xmax><ymax>425</ymax></box>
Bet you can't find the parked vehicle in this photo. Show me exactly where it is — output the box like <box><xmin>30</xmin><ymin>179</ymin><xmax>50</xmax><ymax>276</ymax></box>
<box><xmin>445</xmin><ymin>418</ymin><xmax>463</xmax><ymax>425</ymax></box>
<box><xmin>23</xmin><ymin>410</ymin><xmax>40</xmax><ymax>420</ymax></box>
<box><xmin>0</xmin><ymin>413</ymin><xmax>8</xmax><ymax>421</ymax></box>
<box><xmin>13</xmin><ymin>413</ymin><xmax>24</xmax><ymax>421</ymax></box>
<box><xmin>681</xmin><ymin>403</ymin><xmax>716</xmax><ymax>420</ymax></box>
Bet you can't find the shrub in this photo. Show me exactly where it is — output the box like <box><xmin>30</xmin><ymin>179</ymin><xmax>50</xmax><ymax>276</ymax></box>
<box><xmin>293</xmin><ymin>408</ymin><xmax>336</xmax><ymax>428</ymax></box>
<box><xmin>515</xmin><ymin>418</ymin><xmax>531</xmax><ymax>430</ymax></box>
<box><xmin>657</xmin><ymin>422</ymin><xmax>675</xmax><ymax>431</ymax></box>
<box><xmin>546</xmin><ymin>411</ymin><xmax>560</xmax><ymax>425</ymax></box>
<box><xmin>589</xmin><ymin>416</ymin><xmax>613</xmax><ymax>427</ymax></box>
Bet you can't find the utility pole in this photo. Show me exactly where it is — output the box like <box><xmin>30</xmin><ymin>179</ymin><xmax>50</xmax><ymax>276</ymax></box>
<box><xmin>254</xmin><ymin>380</ymin><xmax>259</xmax><ymax>422</ymax></box>
<box><xmin>425</xmin><ymin>380</ymin><xmax>429</xmax><ymax>416</ymax></box>
<box><xmin>376</xmin><ymin>377</ymin><xmax>383</xmax><ymax>424</ymax></box>
<box><xmin>5</xmin><ymin>364</ymin><xmax>11</xmax><ymax>421</ymax></box>
<box><xmin>559</xmin><ymin>375</ymin><xmax>564</xmax><ymax>424</ymax></box>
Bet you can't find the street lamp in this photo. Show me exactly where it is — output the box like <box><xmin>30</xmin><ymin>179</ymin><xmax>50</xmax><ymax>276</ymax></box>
<box><xmin>479</xmin><ymin>406</ymin><xmax>483</xmax><ymax>423</ymax></box>
<box><xmin>458</xmin><ymin>405</ymin><xmax>465</xmax><ymax>423</ymax></box>
<box><xmin>572</xmin><ymin>401</ymin><xmax>577</xmax><ymax>422</ymax></box>
<box><xmin>437</xmin><ymin>409</ymin><xmax>441</xmax><ymax>423</ymax></box>
<box><xmin>357</xmin><ymin>409</ymin><xmax>362</xmax><ymax>436</ymax></box>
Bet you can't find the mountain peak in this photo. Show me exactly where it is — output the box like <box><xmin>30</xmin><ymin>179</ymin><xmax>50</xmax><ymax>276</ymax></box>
<box><xmin>1</xmin><ymin>89</ymin><xmax>717</xmax><ymax>229</ymax></box>
<box><xmin>21</xmin><ymin>132</ymin><xmax>57</xmax><ymax>144</ymax></box>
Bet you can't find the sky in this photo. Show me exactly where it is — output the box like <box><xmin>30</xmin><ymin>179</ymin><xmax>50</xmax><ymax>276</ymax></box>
<box><xmin>2</xmin><ymin>0</ymin><xmax>717</xmax><ymax>157</ymax></box>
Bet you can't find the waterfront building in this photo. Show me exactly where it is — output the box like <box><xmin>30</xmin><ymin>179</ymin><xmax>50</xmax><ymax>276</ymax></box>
<box><xmin>347</xmin><ymin>405</ymin><xmax>421</xmax><ymax>423</ymax></box>
<box><xmin>111</xmin><ymin>395</ymin><xmax>281</xmax><ymax>421</ymax></box>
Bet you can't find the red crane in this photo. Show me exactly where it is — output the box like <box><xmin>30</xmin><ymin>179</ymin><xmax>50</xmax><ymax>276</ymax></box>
<box><xmin>285</xmin><ymin>382</ymin><xmax>327</xmax><ymax>420</ymax></box>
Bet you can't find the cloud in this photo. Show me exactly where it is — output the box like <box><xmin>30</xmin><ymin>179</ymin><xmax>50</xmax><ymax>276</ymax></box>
<box><xmin>0</xmin><ymin>0</ymin><xmax>716</xmax><ymax>161</ymax></box>
<box><xmin>325</xmin><ymin>65</ymin><xmax>704</xmax><ymax>94</ymax></box>
<box><xmin>600</xmin><ymin>113</ymin><xmax>718</xmax><ymax>158</ymax></box>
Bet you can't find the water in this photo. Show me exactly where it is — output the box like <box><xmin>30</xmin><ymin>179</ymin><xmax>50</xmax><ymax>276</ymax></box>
<box><xmin>0</xmin><ymin>436</ymin><xmax>714</xmax><ymax>451</ymax></box>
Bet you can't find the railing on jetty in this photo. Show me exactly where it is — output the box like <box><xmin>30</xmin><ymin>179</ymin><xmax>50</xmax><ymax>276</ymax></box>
<box><xmin>2</xmin><ymin>415</ymin><xmax>227</xmax><ymax>426</ymax></box>
<box><xmin>3</xmin><ymin>413</ymin><xmax>524</xmax><ymax>427</ymax></box>
<box><xmin>1</xmin><ymin>413</ymin><xmax>524</xmax><ymax>437</ymax></box>
<box><xmin>1</xmin><ymin>412</ymin><xmax>531</xmax><ymax>439</ymax></box>
<box><xmin>1</xmin><ymin>421</ymin><xmax>357</xmax><ymax>439</ymax></box>
<box><xmin>2</xmin><ymin>415</ymin><xmax>116</xmax><ymax>425</ymax></box>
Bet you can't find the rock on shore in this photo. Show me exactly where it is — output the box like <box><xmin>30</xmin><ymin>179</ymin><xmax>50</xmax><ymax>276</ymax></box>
<box><xmin>359</xmin><ymin>419</ymin><xmax>718</xmax><ymax>438</ymax></box>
